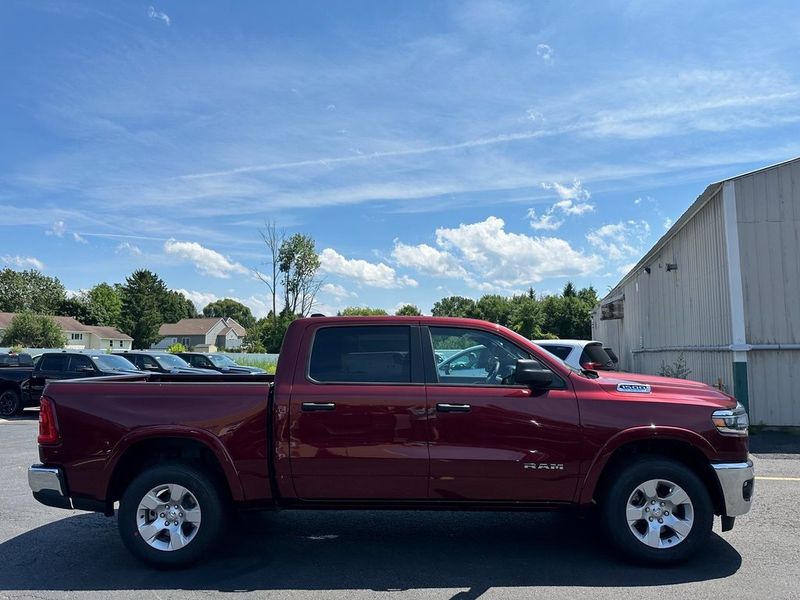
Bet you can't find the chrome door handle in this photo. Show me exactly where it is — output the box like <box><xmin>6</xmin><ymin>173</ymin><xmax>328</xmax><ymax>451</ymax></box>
<box><xmin>302</xmin><ymin>402</ymin><xmax>336</xmax><ymax>412</ymax></box>
<box><xmin>436</xmin><ymin>403</ymin><xmax>471</xmax><ymax>413</ymax></box>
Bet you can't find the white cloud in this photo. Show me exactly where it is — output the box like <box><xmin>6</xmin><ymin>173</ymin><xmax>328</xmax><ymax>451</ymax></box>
<box><xmin>536</xmin><ymin>43</ymin><xmax>553</xmax><ymax>63</ymax></box>
<box><xmin>586</xmin><ymin>220</ymin><xmax>651</xmax><ymax>261</ymax></box>
<box><xmin>164</xmin><ymin>239</ymin><xmax>248</xmax><ymax>279</ymax></box>
<box><xmin>1</xmin><ymin>255</ymin><xmax>45</xmax><ymax>270</ymax></box>
<box><xmin>527</xmin><ymin>209</ymin><xmax>563</xmax><ymax>231</ymax></box>
<box><xmin>663</xmin><ymin>217</ymin><xmax>674</xmax><ymax>230</ymax></box>
<box><xmin>72</xmin><ymin>232</ymin><xmax>88</xmax><ymax>244</ymax></box>
<box><xmin>320</xmin><ymin>283</ymin><xmax>356</xmax><ymax>299</ymax></box>
<box><xmin>147</xmin><ymin>6</ymin><xmax>171</xmax><ymax>26</ymax></box>
<box><xmin>173</xmin><ymin>289</ymin><xmax>273</xmax><ymax>319</ymax></box>
<box><xmin>319</xmin><ymin>248</ymin><xmax>417</xmax><ymax>288</ymax></box>
<box><xmin>174</xmin><ymin>289</ymin><xmax>219</xmax><ymax>312</ymax></box>
<box><xmin>391</xmin><ymin>241</ymin><xmax>468</xmax><ymax>279</ymax></box>
<box><xmin>618</xmin><ymin>262</ymin><xmax>638</xmax><ymax>275</ymax></box>
<box><xmin>116</xmin><ymin>241</ymin><xmax>142</xmax><ymax>256</ymax></box>
<box><xmin>431</xmin><ymin>216</ymin><xmax>599</xmax><ymax>287</ymax></box>
<box><xmin>46</xmin><ymin>220</ymin><xmax>66</xmax><ymax>237</ymax></box>
<box><xmin>528</xmin><ymin>179</ymin><xmax>595</xmax><ymax>231</ymax></box>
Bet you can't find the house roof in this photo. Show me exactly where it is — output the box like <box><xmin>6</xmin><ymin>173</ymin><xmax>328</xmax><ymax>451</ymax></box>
<box><xmin>159</xmin><ymin>317</ymin><xmax>247</xmax><ymax>337</ymax></box>
<box><xmin>0</xmin><ymin>312</ymin><xmax>132</xmax><ymax>340</ymax></box>
<box><xmin>84</xmin><ymin>325</ymin><xmax>133</xmax><ymax>341</ymax></box>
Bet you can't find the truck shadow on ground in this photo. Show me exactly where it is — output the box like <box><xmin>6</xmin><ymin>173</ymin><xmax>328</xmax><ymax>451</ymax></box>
<box><xmin>0</xmin><ymin>510</ymin><xmax>741</xmax><ymax>597</ymax></box>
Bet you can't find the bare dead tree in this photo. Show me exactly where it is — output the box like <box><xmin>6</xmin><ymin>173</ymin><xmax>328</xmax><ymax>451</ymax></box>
<box><xmin>255</xmin><ymin>220</ymin><xmax>285</xmax><ymax>327</ymax></box>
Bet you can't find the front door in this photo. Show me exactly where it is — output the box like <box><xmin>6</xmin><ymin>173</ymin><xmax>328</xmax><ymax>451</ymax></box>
<box><xmin>289</xmin><ymin>324</ymin><xmax>429</xmax><ymax>500</ymax></box>
<box><xmin>425</xmin><ymin>326</ymin><xmax>581</xmax><ymax>502</ymax></box>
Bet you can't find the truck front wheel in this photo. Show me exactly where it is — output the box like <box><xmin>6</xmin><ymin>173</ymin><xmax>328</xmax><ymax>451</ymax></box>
<box><xmin>0</xmin><ymin>389</ymin><xmax>22</xmax><ymax>417</ymax></box>
<box><xmin>118</xmin><ymin>462</ymin><xmax>226</xmax><ymax>568</ymax></box>
<box><xmin>600</xmin><ymin>457</ymin><xmax>713</xmax><ymax>564</ymax></box>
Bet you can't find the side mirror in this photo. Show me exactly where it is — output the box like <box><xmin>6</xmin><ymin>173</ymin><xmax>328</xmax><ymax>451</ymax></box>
<box><xmin>515</xmin><ymin>359</ymin><xmax>554</xmax><ymax>388</ymax></box>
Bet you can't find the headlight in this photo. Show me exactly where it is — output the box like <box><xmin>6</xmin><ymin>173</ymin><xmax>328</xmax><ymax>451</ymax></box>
<box><xmin>712</xmin><ymin>402</ymin><xmax>749</xmax><ymax>436</ymax></box>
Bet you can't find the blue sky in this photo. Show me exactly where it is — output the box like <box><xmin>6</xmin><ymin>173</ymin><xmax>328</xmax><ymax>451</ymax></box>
<box><xmin>2</xmin><ymin>1</ymin><xmax>800</xmax><ymax>317</ymax></box>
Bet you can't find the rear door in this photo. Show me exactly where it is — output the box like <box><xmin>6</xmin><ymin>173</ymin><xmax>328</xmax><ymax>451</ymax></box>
<box><xmin>424</xmin><ymin>326</ymin><xmax>582</xmax><ymax>502</ymax></box>
<box><xmin>288</xmin><ymin>323</ymin><xmax>429</xmax><ymax>499</ymax></box>
<box><xmin>27</xmin><ymin>354</ymin><xmax>70</xmax><ymax>403</ymax></box>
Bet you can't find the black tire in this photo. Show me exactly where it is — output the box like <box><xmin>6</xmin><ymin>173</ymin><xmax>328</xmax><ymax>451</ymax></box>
<box><xmin>600</xmin><ymin>457</ymin><xmax>713</xmax><ymax>564</ymax></box>
<box><xmin>118</xmin><ymin>462</ymin><xmax>226</xmax><ymax>568</ymax></box>
<box><xmin>0</xmin><ymin>389</ymin><xmax>22</xmax><ymax>417</ymax></box>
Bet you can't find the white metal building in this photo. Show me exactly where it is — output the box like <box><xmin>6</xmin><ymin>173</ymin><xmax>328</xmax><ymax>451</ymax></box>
<box><xmin>593</xmin><ymin>157</ymin><xmax>800</xmax><ymax>427</ymax></box>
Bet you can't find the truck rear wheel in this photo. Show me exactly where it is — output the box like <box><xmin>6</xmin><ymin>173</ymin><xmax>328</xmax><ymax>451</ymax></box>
<box><xmin>0</xmin><ymin>389</ymin><xmax>22</xmax><ymax>417</ymax></box>
<box><xmin>600</xmin><ymin>457</ymin><xmax>712</xmax><ymax>564</ymax></box>
<box><xmin>118</xmin><ymin>462</ymin><xmax>226</xmax><ymax>568</ymax></box>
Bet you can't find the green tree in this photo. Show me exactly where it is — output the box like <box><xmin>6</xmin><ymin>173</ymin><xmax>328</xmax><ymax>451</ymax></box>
<box><xmin>0</xmin><ymin>268</ymin><xmax>66</xmax><ymax>314</ymax></box>
<box><xmin>539</xmin><ymin>285</ymin><xmax>596</xmax><ymax>339</ymax></box>
<box><xmin>340</xmin><ymin>306</ymin><xmax>389</xmax><ymax>316</ymax></box>
<box><xmin>162</xmin><ymin>290</ymin><xmax>198</xmax><ymax>324</ymax></box>
<box><xmin>509</xmin><ymin>289</ymin><xmax>544</xmax><ymax>339</ymax></box>
<box><xmin>431</xmin><ymin>296</ymin><xmax>477</xmax><ymax>318</ymax></box>
<box><xmin>395</xmin><ymin>304</ymin><xmax>422</xmax><ymax>316</ymax></box>
<box><xmin>473</xmin><ymin>294</ymin><xmax>513</xmax><ymax>326</ymax></box>
<box><xmin>84</xmin><ymin>283</ymin><xmax>123</xmax><ymax>327</ymax></box>
<box><xmin>119</xmin><ymin>270</ymin><xmax>169</xmax><ymax>349</ymax></box>
<box><xmin>278</xmin><ymin>233</ymin><xmax>321</xmax><ymax>317</ymax></box>
<box><xmin>248</xmin><ymin>313</ymin><xmax>296</xmax><ymax>353</ymax></box>
<box><xmin>57</xmin><ymin>297</ymin><xmax>97</xmax><ymax>325</ymax></box>
<box><xmin>0</xmin><ymin>312</ymin><xmax>64</xmax><ymax>348</ymax></box>
<box><xmin>203</xmin><ymin>298</ymin><xmax>256</xmax><ymax>329</ymax></box>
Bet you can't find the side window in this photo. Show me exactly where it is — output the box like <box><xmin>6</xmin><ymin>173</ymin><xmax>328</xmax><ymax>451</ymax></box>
<box><xmin>68</xmin><ymin>354</ymin><xmax>93</xmax><ymax>372</ymax></box>
<box><xmin>309</xmin><ymin>326</ymin><xmax>411</xmax><ymax>384</ymax></box>
<box><xmin>540</xmin><ymin>345</ymin><xmax>572</xmax><ymax>361</ymax></box>
<box><xmin>40</xmin><ymin>354</ymin><xmax>69</xmax><ymax>371</ymax></box>
<box><xmin>141</xmin><ymin>356</ymin><xmax>159</xmax><ymax>370</ymax></box>
<box><xmin>430</xmin><ymin>327</ymin><xmax>535</xmax><ymax>386</ymax></box>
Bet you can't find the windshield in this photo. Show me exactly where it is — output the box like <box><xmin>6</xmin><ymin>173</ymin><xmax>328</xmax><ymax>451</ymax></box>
<box><xmin>155</xmin><ymin>354</ymin><xmax>191</xmax><ymax>369</ymax></box>
<box><xmin>208</xmin><ymin>354</ymin><xmax>238</xmax><ymax>368</ymax></box>
<box><xmin>92</xmin><ymin>354</ymin><xmax>138</xmax><ymax>371</ymax></box>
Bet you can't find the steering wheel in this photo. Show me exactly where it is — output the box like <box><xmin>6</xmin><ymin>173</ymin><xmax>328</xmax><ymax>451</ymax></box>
<box><xmin>485</xmin><ymin>356</ymin><xmax>500</xmax><ymax>383</ymax></box>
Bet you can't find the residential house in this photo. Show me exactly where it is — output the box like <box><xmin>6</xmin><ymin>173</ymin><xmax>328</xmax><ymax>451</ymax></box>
<box><xmin>154</xmin><ymin>317</ymin><xmax>247</xmax><ymax>351</ymax></box>
<box><xmin>0</xmin><ymin>312</ymin><xmax>133</xmax><ymax>350</ymax></box>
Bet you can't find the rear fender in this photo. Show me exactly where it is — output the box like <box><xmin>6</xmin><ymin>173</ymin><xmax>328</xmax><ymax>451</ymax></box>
<box><xmin>104</xmin><ymin>425</ymin><xmax>245</xmax><ymax>502</ymax></box>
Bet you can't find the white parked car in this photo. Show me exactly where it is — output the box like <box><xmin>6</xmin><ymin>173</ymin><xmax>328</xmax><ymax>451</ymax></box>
<box><xmin>532</xmin><ymin>339</ymin><xmax>617</xmax><ymax>371</ymax></box>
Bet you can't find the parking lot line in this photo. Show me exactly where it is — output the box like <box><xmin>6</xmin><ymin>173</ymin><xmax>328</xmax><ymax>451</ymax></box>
<box><xmin>755</xmin><ymin>476</ymin><xmax>800</xmax><ymax>481</ymax></box>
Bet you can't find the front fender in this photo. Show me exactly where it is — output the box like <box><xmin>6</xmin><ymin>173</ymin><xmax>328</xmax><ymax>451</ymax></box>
<box><xmin>577</xmin><ymin>426</ymin><xmax>718</xmax><ymax>504</ymax></box>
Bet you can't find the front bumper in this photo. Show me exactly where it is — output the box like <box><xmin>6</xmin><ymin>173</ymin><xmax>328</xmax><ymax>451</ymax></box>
<box><xmin>28</xmin><ymin>464</ymin><xmax>71</xmax><ymax>510</ymax></box>
<box><xmin>712</xmin><ymin>459</ymin><xmax>755</xmax><ymax>517</ymax></box>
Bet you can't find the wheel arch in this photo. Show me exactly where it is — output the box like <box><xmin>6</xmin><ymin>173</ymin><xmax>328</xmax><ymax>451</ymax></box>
<box><xmin>105</xmin><ymin>430</ymin><xmax>245</xmax><ymax>510</ymax></box>
<box><xmin>580</xmin><ymin>427</ymin><xmax>725</xmax><ymax>516</ymax></box>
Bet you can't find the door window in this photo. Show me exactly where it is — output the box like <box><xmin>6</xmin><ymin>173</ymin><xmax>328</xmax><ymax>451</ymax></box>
<box><xmin>68</xmin><ymin>354</ymin><xmax>94</xmax><ymax>373</ymax></box>
<box><xmin>309</xmin><ymin>326</ymin><xmax>412</xmax><ymax>383</ymax></box>
<box><xmin>140</xmin><ymin>356</ymin><xmax>160</xmax><ymax>370</ymax></box>
<box><xmin>39</xmin><ymin>354</ymin><xmax>69</xmax><ymax>371</ymax></box>
<box><xmin>430</xmin><ymin>327</ymin><xmax>536</xmax><ymax>386</ymax></box>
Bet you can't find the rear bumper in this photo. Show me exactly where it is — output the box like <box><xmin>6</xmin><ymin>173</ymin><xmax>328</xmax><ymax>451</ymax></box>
<box><xmin>28</xmin><ymin>464</ymin><xmax>71</xmax><ymax>510</ymax></box>
<box><xmin>712</xmin><ymin>459</ymin><xmax>755</xmax><ymax>517</ymax></box>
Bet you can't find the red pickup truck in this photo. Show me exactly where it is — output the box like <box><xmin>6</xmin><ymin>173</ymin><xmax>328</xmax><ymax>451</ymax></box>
<box><xmin>28</xmin><ymin>316</ymin><xmax>754</xmax><ymax>567</ymax></box>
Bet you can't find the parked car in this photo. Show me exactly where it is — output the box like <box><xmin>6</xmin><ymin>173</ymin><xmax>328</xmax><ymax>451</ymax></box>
<box><xmin>533</xmin><ymin>339</ymin><xmax>616</xmax><ymax>371</ymax></box>
<box><xmin>120</xmin><ymin>352</ymin><xmax>218</xmax><ymax>375</ymax></box>
<box><xmin>175</xmin><ymin>352</ymin><xmax>265</xmax><ymax>374</ymax></box>
<box><xmin>29</xmin><ymin>316</ymin><xmax>753</xmax><ymax>568</ymax></box>
<box><xmin>0</xmin><ymin>353</ymin><xmax>35</xmax><ymax>417</ymax></box>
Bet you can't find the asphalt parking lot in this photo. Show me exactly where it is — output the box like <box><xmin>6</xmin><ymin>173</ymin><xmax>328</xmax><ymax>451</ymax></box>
<box><xmin>1</xmin><ymin>411</ymin><xmax>799</xmax><ymax>600</ymax></box>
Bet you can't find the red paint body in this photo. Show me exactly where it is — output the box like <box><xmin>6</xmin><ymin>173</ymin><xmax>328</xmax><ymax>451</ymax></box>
<box><xmin>37</xmin><ymin>317</ymin><xmax>748</xmax><ymax>512</ymax></box>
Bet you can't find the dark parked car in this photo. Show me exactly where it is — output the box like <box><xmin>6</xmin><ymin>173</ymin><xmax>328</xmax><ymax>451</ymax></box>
<box><xmin>26</xmin><ymin>352</ymin><xmax>140</xmax><ymax>407</ymax></box>
<box><xmin>120</xmin><ymin>352</ymin><xmax>217</xmax><ymax>375</ymax></box>
<box><xmin>0</xmin><ymin>353</ymin><xmax>35</xmax><ymax>417</ymax></box>
<box><xmin>175</xmin><ymin>352</ymin><xmax>265</xmax><ymax>374</ymax></box>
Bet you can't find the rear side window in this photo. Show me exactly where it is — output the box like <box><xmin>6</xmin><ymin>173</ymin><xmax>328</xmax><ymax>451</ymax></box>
<box><xmin>539</xmin><ymin>345</ymin><xmax>572</xmax><ymax>361</ymax></box>
<box><xmin>68</xmin><ymin>354</ymin><xmax>93</xmax><ymax>372</ymax></box>
<box><xmin>580</xmin><ymin>343</ymin><xmax>613</xmax><ymax>366</ymax></box>
<box><xmin>309</xmin><ymin>326</ymin><xmax>411</xmax><ymax>384</ymax></box>
<box><xmin>40</xmin><ymin>354</ymin><xmax>69</xmax><ymax>371</ymax></box>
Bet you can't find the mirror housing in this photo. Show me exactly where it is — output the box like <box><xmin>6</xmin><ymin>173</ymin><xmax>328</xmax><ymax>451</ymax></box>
<box><xmin>515</xmin><ymin>359</ymin><xmax>554</xmax><ymax>388</ymax></box>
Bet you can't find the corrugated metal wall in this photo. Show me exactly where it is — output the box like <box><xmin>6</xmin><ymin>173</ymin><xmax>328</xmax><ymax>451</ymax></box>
<box><xmin>735</xmin><ymin>160</ymin><xmax>800</xmax><ymax>425</ymax></box>
<box><xmin>593</xmin><ymin>190</ymin><xmax>735</xmax><ymax>392</ymax></box>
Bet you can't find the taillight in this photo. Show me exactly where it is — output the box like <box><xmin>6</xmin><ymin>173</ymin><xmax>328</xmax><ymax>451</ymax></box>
<box><xmin>38</xmin><ymin>396</ymin><xmax>60</xmax><ymax>445</ymax></box>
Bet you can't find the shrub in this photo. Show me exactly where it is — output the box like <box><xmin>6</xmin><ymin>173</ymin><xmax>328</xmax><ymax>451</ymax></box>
<box><xmin>659</xmin><ymin>353</ymin><xmax>692</xmax><ymax>379</ymax></box>
<box><xmin>167</xmin><ymin>342</ymin><xmax>187</xmax><ymax>353</ymax></box>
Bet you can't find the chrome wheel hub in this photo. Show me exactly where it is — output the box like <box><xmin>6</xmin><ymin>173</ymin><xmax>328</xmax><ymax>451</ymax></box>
<box><xmin>136</xmin><ymin>483</ymin><xmax>201</xmax><ymax>552</ymax></box>
<box><xmin>626</xmin><ymin>478</ymin><xmax>694</xmax><ymax>549</ymax></box>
